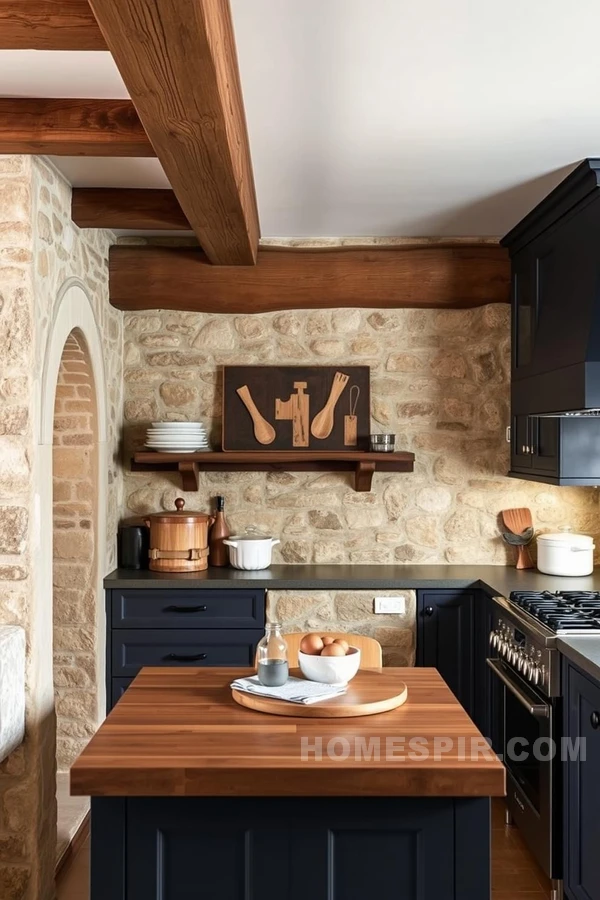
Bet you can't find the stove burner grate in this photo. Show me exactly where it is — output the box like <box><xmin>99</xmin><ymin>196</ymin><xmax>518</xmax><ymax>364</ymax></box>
<box><xmin>508</xmin><ymin>590</ymin><xmax>600</xmax><ymax>633</ymax></box>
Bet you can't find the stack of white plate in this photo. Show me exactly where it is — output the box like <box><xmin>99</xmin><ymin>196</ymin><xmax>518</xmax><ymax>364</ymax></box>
<box><xmin>145</xmin><ymin>422</ymin><xmax>210</xmax><ymax>453</ymax></box>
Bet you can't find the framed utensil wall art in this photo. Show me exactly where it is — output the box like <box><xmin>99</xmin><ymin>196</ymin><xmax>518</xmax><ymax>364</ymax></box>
<box><xmin>222</xmin><ymin>366</ymin><xmax>371</xmax><ymax>451</ymax></box>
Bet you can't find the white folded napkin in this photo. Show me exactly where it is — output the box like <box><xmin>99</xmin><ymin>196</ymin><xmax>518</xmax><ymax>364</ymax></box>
<box><xmin>231</xmin><ymin>675</ymin><xmax>347</xmax><ymax>705</ymax></box>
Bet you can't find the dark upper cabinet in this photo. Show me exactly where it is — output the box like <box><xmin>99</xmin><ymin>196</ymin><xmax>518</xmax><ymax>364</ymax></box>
<box><xmin>563</xmin><ymin>660</ymin><xmax>600</xmax><ymax>900</ymax></box>
<box><xmin>509</xmin><ymin>414</ymin><xmax>600</xmax><ymax>485</ymax></box>
<box><xmin>503</xmin><ymin>160</ymin><xmax>600</xmax><ymax>416</ymax></box>
<box><xmin>504</xmin><ymin>160</ymin><xmax>600</xmax><ymax>486</ymax></box>
<box><xmin>511</xmin><ymin>245</ymin><xmax>537</xmax><ymax>377</ymax></box>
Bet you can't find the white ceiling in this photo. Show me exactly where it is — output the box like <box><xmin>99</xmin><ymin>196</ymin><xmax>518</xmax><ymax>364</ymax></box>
<box><xmin>2</xmin><ymin>0</ymin><xmax>600</xmax><ymax>236</ymax></box>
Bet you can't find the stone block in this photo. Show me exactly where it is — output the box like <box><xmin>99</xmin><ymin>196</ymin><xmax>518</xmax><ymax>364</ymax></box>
<box><xmin>52</xmin><ymin>448</ymin><xmax>91</xmax><ymax>478</ymax></box>
<box><xmin>159</xmin><ymin>382</ymin><xmax>199</xmax><ymax>408</ymax></box>
<box><xmin>0</xmin><ymin>864</ymin><xmax>29</xmax><ymax>899</ymax></box>
<box><xmin>191</xmin><ymin>319</ymin><xmax>234</xmax><ymax>350</ymax></box>
<box><xmin>332</xmin><ymin>309</ymin><xmax>361</xmax><ymax>333</ymax></box>
<box><xmin>55</xmin><ymin>690</ymin><xmax>95</xmax><ymax>720</ymax></box>
<box><xmin>124</xmin><ymin>399</ymin><xmax>158</xmax><ymax>422</ymax></box>
<box><xmin>53</xmin><ymin>530</ymin><xmax>93</xmax><ymax>561</ymax></box>
<box><xmin>313</xmin><ymin>541</ymin><xmax>346</xmax><ymax>564</ymax></box>
<box><xmin>279</xmin><ymin>540</ymin><xmax>312</xmax><ymax>564</ymax></box>
<box><xmin>0</xmin><ymin>508</ymin><xmax>27</xmax><ymax>554</ymax></box>
<box><xmin>404</xmin><ymin>514</ymin><xmax>439</xmax><ymax>549</ymax></box>
<box><xmin>307</xmin><ymin>510</ymin><xmax>342</xmax><ymax>531</ymax></box>
<box><xmin>0</xmin><ymin>566</ymin><xmax>27</xmax><ymax>582</ymax></box>
<box><xmin>310</xmin><ymin>339</ymin><xmax>345</xmax><ymax>357</ymax></box>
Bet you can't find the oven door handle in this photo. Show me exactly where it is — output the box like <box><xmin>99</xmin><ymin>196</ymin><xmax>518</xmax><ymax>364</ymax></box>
<box><xmin>486</xmin><ymin>658</ymin><xmax>550</xmax><ymax>718</ymax></box>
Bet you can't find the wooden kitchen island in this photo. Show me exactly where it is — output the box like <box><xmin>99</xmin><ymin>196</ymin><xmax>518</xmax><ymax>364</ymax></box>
<box><xmin>71</xmin><ymin>667</ymin><xmax>505</xmax><ymax>900</ymax></box>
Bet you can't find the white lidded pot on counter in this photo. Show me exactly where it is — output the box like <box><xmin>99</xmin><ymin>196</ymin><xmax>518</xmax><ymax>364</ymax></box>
<box><xmin>223</xmin><ymin>528</ymin><xmax>280</xmax><ymax>570</ymax></box>
<box><xmin>536</xmin><ymin>530</ymin><xmax>595</xmax><ymax>577</ymax></box>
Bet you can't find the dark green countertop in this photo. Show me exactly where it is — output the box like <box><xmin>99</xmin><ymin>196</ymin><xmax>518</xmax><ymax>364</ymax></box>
<box><xmin>104</xmin><ymin>564</ymin><xmax>600</xmax><ymax>598</ymax></box>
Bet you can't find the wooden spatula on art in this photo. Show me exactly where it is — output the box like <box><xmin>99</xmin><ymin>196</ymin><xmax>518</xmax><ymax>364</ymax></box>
<box><xmin>311</xmin><ymin>371</ymin><xmax>349</xmax><ymax>440</ymax></box>
<box><xmin>236</xmin><ymin>385</ymin><xmax>276</xmax><ymax>445</ymax></box>
<box><xmin>502</xmin><ymin>507</ymin><xmax>534</xmax><ymax>569</ymax></box>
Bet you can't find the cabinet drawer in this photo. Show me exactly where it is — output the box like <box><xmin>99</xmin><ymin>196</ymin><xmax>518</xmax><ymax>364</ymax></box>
<box><xmin>111</xmin><ymin>589</ymin><xmax>265</xmax><ymax>629</ymax></box>
<box><xmin>112</xmin><ymin>629</ymin><xmax>263</xmax><ymax>677</ymax></box>
<box><xmin>111</xmin><ymin>677</ymin><xmax>134</xmax><ymax>708</ymax></box>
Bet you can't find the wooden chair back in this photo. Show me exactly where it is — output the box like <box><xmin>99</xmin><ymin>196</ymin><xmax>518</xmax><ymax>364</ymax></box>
<box><xmin>283</xmin><ymin>632</ymin><xmax>382</xmax><ymax>668</ymax></box>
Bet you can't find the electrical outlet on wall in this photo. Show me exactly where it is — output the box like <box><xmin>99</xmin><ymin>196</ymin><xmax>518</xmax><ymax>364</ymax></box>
<box><xmin>374</xmin><ymin>596</ymin><xmax>406</xmax><ymax>614</ymax></box>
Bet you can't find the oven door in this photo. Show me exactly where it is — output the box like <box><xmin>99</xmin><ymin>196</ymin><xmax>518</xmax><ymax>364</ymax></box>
<box><xmin>486</xmin><ymin>657</ymin><xmax>559</xmax><ymax>880</ymax></box>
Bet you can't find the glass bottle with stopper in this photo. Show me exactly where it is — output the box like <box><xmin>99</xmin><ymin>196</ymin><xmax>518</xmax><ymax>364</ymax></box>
<box><xmin>256</xmin><ymin>623</ymin><xmax>289</xmax><ymax>687</ymax></box>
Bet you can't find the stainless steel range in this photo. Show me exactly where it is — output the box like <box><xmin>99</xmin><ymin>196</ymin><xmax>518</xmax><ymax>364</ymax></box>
<box><xmin>488</xmin><ymin>591</ymin><xmax>600</xmax><ymax>900</ymax></box>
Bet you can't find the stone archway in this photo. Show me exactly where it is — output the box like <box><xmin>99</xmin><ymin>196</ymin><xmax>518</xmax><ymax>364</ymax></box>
<box><xmin>32</xmin><ymin>280</ymin><xmax>109</xmax><ymax>878</ymax></box>
<box><xmin>52</xmin><ymin>329</ymin><xmax>98</xmax><ymax>861</ymax></box>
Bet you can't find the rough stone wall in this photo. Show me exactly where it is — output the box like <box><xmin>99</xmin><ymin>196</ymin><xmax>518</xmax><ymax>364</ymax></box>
<box><xmin>122</xmin><ymin>306</ymin><xmax>600</xmax><ymax>563</ymax></box>
<box><xmin>0</xmin><ymin>155</ymin><xmax>36</xmax><ymax>900</ymax></box>
<box><xmin>267</xmin><ymin>590</ymin><xmax>415</xmax><ymax>665</ymax></box>
<box><xmin>52</xmin><ymin>333</ymin><xmax>97</xmax><ymax>770</ymax></box>
<box><xmin>0</xmin><ymin>155</ymin><xmax>122</xmax><ymax>900</ymax></box>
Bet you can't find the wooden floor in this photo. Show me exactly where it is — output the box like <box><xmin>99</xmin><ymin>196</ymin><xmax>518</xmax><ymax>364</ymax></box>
<box><xmin>55</xmin><ymin>800</ymin><xmax>551</xmax><ymax>899</ymax></box>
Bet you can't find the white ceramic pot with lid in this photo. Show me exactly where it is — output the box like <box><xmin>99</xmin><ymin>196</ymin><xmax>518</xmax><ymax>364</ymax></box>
<box><xmin>536</xmin><ymin>530</ymin><xmax>595</xmax><ymax>577</ymax></box>
<box><xmin>223</xmin><ymin>528</ymin><xmax>280</xmax><ymax>570</ymax></box>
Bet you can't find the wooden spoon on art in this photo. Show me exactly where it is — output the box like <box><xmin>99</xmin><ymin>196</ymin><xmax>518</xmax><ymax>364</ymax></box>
<box><xmin>311</xmin><ymin>371</ymin><xmax>350</xmax><ymax>439</ymax></box>
<box><xmin>236</xmin><ymin>385</ymin><xmax>276</xmax><ymax>445</ymax></box>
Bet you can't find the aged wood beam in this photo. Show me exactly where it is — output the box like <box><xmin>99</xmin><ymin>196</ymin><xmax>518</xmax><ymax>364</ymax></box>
<box><xmin>109</xmin><ymin>244</ymin><xmax>510</xmax><ymax>314</ymax></box>
<box><xmin>88</xmin><ymin>0</ymin><xmax>259</xmax><ymax>265</ymax></box>
<box><xmin>0</xmin><ymin>0</ymin><xmax>105</xmax><ymax>49</ymax></box>
<box><xmin>72</xmin><ymin>189</ymin><xmax>189</xmax><ymax>230</ymax></box>
<box><xmin>0</xmin><ymin>99</ymin><xmax>154</xmax><ymax>156</ymax></box>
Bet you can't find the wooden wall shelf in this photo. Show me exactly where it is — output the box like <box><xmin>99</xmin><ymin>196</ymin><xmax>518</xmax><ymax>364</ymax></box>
<box><xmin>131</xmin><ymin>450</ymin><xmax>415</xmax><ymax>492</ymax></box>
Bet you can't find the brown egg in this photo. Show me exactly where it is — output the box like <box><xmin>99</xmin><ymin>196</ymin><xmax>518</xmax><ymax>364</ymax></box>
<box><xmin>321</xmin><ymin>635</ymin><xmax>335</xmax><ymax>646</ymax></box>
<box><xmin>321</xmin><ymin>642</ymin><xmax>346</xmax><ymax>657</ymax></box>
<box><xmin>333</xmin><ymin>638</ymin><xmax>349</xmax><ymax>654</ymax></box>
<box><xmin>300</xmin><ymin>633</ymin><xmax>324</xmax><ymax>655</ymax></box>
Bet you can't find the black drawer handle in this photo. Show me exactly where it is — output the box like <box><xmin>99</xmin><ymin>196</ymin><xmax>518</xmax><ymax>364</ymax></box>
<box><xmin>425</xmin><ymin>606</ymin><xmax>435</xmax><ymax>617</ymax></box>
<box><xmin>591</xmin><ymin>711</ymin><xmax>600</xmax><ymax>730</ymax></box>
<box><xmin>165</xmin><ymin>605</ymin><xmax>207</xmax><ymax>613</ymax></box>
<box><xmin>165</xmin><ymin>652</ymin><xmax>207</xmax><ymax>662</ymax></box>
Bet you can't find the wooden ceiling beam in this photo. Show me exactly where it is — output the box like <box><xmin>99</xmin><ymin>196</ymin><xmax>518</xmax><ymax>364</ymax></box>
<box><xmin>0</xmin><ymin>0</ymin><xmax>106</xmax><ymax>50</ymax></box>
<box><xmin>88</xmin><ymin>0</ymin><xmax>259</xmax><ymax>265</ymax></box>
<box><xmin>0</xmin><ymin>98</ymin><xmax>154</xmax><ymax>156</ymax></box>
<box><xmin>109</xmin><ymin>244</ymin><xmax>510</xmax><ymax>314</ymax></box>
<box><xmin>72</xmin><ymin>189</ymin><xmax>189</xmax><ymax>230</ymax></box>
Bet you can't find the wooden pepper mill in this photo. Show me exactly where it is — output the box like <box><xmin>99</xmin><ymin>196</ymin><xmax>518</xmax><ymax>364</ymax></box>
<box><xmin>209</xmin><ymin>495</ymin><xmax>230</xmax><ymax>566</ymax></box>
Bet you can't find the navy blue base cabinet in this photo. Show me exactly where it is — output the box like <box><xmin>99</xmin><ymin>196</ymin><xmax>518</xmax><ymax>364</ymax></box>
<box><xmin>105</xmin><ymin>588</ymin><xmax>265</xmax><ymax>712</ymax></box>
<box><xmin>91</xmin><ymin>795</ymin><xmax>491</xmax><ymax>900</ymax></box>
<box><xmin>417</xmin><ymin>589</ymin><xmax>492</xmax><ymax>737</ymax></box>
<box><xmin>563</xmin><ymin>659</ymin><xmax>600</xmax><ymax>900</ymax></box>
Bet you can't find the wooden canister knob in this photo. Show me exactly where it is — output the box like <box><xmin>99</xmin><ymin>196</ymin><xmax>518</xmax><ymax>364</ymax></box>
<box><xmin>174</xmin><ymin>498</ymin><xmax>185</xmax><ymax>511</ymax></box>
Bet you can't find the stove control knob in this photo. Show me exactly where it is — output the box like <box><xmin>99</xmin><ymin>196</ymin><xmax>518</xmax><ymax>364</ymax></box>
<box><xmin>530</xmin><ymin>664</ymin><xmax>540</xmax><ymax>686</ymax></box>
<box><xmin>523</xmin><ymin>660</ymin><xmax>533</xmax><ymax>680</ymax></box>
<box><xmin>517</xmin><ymin>652</ymin><xmax>526</xmax><ymax>673</ymax></box>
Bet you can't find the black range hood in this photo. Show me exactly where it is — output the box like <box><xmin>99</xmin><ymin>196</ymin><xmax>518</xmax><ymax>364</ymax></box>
<box><xmin>501</xmin><ymin>158</ymin><xmax>600</xmax><ymax>417</ymax></box>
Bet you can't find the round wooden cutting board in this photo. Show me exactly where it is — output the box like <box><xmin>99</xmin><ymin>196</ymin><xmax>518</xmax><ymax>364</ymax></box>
<box><xmin>231</xmin><ymin>669</ymin><xmax>408</xmax><ymax>718</ymax></box>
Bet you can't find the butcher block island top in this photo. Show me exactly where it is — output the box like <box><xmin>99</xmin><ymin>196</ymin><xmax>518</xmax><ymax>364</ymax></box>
<box><xmin>70</xmin><ymin>666</ymin><xmax>505</xmax><ymax>798</ymax></box>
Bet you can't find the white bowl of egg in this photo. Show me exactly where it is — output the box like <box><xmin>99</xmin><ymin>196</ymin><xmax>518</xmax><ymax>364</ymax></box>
<box><xmin>297</xmin><ymin>633</ymin><xmax>361</xmax><ymax>685</ymax></box>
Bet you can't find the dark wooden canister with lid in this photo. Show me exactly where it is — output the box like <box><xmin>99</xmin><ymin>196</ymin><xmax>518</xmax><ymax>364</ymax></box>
<box><xmin>144</xmin><ymin>499</ymin><xmax>215</xmax><ymax>572</ymax></box>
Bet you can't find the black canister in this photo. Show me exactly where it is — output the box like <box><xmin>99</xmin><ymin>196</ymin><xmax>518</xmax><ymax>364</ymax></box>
<box><xmin>118</xmin><ymin>525</ymin><xmax>150</xmax><ymax>569</ymax></box>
